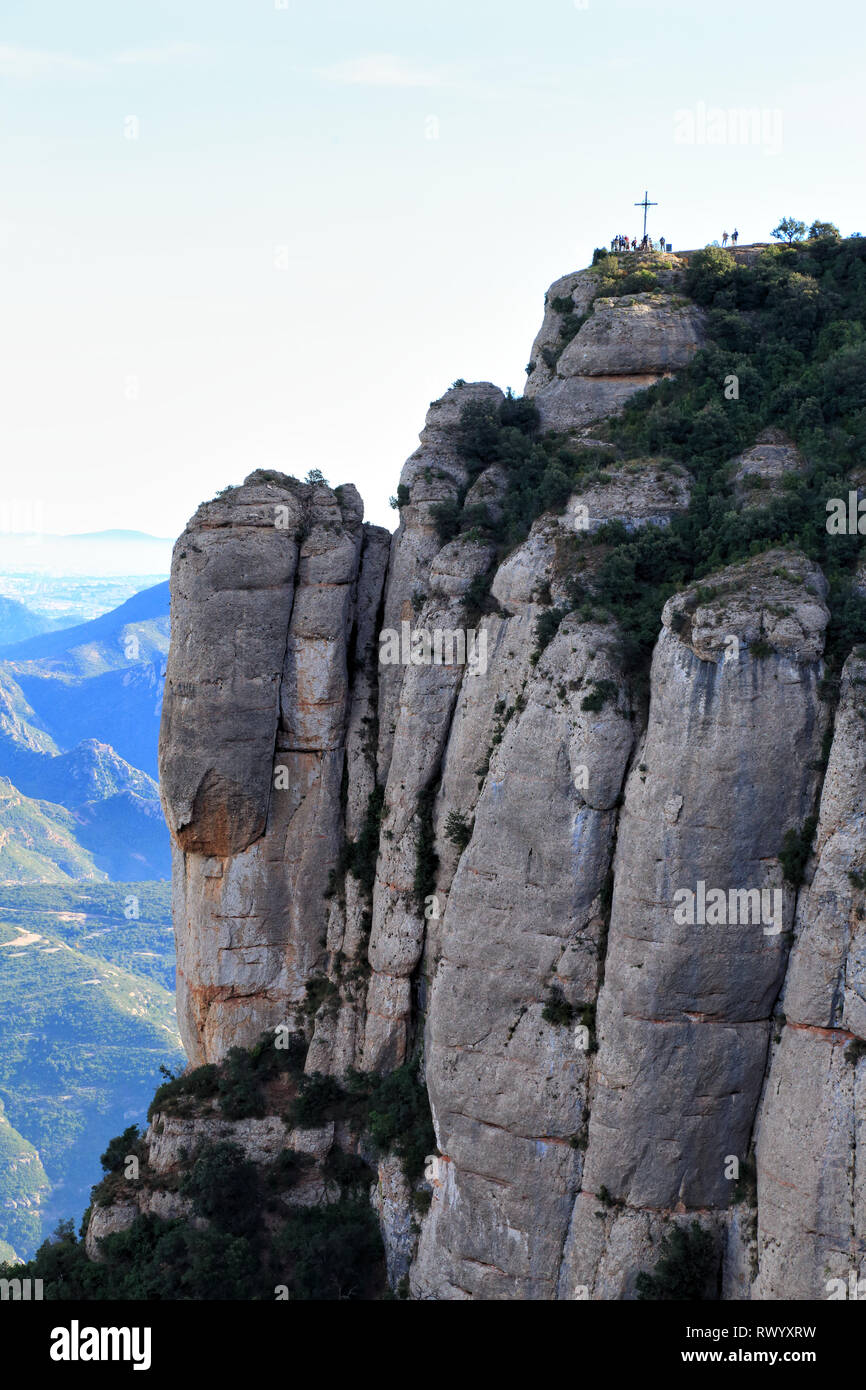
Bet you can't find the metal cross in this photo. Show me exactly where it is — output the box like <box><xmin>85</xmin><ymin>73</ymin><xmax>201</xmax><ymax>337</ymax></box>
<box><xmin>634</xmin><ymin>190</ymin><xmax>658</xmax><ymax>240</ymax></box>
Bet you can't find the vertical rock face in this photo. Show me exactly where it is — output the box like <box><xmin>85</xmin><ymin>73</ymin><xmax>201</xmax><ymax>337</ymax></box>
<box><xmin>362</xmin><ymin>536</ymin><xmax>495</xmax><ymax>1073</ymax></box>
<box><xmin>159</xmin><ymin>475</ymin><xmax>303</xmax><ymax>859</ymax></box>
<box><xmin>159</xmin><ymin>471</ymin><xmax>388</xmax><ymax>1064</ymax></box>
<box><xmin>751</xmin><ymin>651</ymin><xmax>866</xmax><ymax>1299</ymax></box>
<box><xmin>156</xmin><ymin>260</ymin><xmax>864</xmax><ymax>1299</ymax></box>
<box><xmin>414</xmin><ymin>617</ymin><xmax>633</xmax><ymax>1299</ymax></box>
<box><xmin>376</xmin><ymin>383</ymin><xmax>503</xmax><ymax>780</ymax></box>
<box><xmin>304</xmin><ymin>523</ymin><xmax>391</xmax><ymax>1077</ymax></box>
<box><xmin>558</xmin><ymin>552</ymin><xmax>830</xmax><ymax>1299</ymax></box>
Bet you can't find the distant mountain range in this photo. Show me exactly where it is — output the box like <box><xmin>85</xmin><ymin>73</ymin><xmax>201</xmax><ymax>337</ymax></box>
<box><xmin>0</xmin><ymin>577</ymin><xmax>169</xmax><ymax>663</ymax></box>
<box><xmin>0</xmin><ymin>580</ymin><xmax>169</xmax><ymax>779</ymax></box>
<box><xmin>0</xmin><ymin>567</ymin><xmax>179</xmax><ymax>1257</ymax></box>
<box><xmin>0</xmin><ymin>579</ymin><xmax>171</xmax><ymax>880</ymax></box>
<box><xmin>0</xmin><ymin>776</ymin><xmax>105</xmax><ymax>883</ymax></box>
<box><xmin>0</xmin><ymin>596</ymin><xmax>68</xmax><ymax>645</ymax></box>
<box><xmin>1</xmin><ymin>529</ymin><xmax>174</xmax><ymax>577</ymax></box>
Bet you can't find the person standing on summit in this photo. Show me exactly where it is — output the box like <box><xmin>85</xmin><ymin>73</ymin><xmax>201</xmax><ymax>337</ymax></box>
<box><xmin>732</xmin><ymin>228</ymin><xmax>739</xmax><ymax>245</ymax></box>
<box><xmin>722</xmin><ymin>230</ymin><xmax>729</xmax><ymax>246</ymax></box>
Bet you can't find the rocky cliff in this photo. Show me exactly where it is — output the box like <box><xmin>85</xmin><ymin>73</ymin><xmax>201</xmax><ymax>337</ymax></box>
<box><xmin>88</xmin><ymin>242</ymin><xmax>866</xmax><ymax>1300</ymax></box>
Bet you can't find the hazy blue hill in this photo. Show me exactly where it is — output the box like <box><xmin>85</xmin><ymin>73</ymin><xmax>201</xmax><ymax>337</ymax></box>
<box><xmin>0</xmin><ymin>580</ymin><xmax>169</xmax><ymax>778</ymax></box>
<box><xmin>0</xmin><ymin>595</ymin><xmax>58</xmax><ymax>645</ymax></box>
<box><xmin>0</xmin><ymin>654</ymin><xmax>170</xmax><ymax>879</ymax></box>
<box><xmin>0</xmin><ymin>576</ymin><xmax>178</xmax><ymax>1257</ymax></box>
<box><xmin>0</xmin><ymin>586</ymin><xmax>171</xmax><ymax>878</ymax></box>
<box><xmin>0</xmin><ymin>732</ymin><xmax>154</xmax><ymax>805</ymax></box>
<box><xmin>0</xmin><ymin>741</ymin><xmax>169</xmax><ymax>880</ymax></box>
<box><xmin>16</xmin><ymin>663</ymin><xmax>165</xmax><ymax>780</ymax></box>
<box><xmin>13</xmin><ymin>738</ymin><xmax>156</xmax><ymax>806</ymax></box>
<box><xmin>40</xmin><ymin>743</ymin><xmax>169</xmax><ymax>880</ymax></box>
<box><xmin>0</xmin><ymin>667</ymin><xmax>57</xmax><ymax>760</ymax></box>
<box><xmin>0</xmin><ymin>575</ymin><xmax>169</xmax><ymax>630</ymax></box>
<box><xmin>73</xmin><ymin>789</ymin><xmax>170</xmax><ymax>880</ymax></box>
<box><xmin>0</xmin><ymin>883</ymin><xmax>182</xmax><ymax>1253</ymax></box>
<box><xmin>0</xmin><ymin>579</ymin><xmax>169</xmax><ymax>664</ymax></box>
<box><xmin>0</xmin><ymin>777</ymin><xmax>105</xmax><ymax>883</ymax></box>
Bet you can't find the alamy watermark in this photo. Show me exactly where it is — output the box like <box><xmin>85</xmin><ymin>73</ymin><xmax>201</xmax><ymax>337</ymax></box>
<box><xmin>826</xmin><ymin>491</ymin><xmax>866</xmax><ymax>534</ymax></box>
<box><xmin>379</xmin><ymin>622</ymin><xmax>487</xmax><ymax>675</ymax></box>
<box><xmin>50</xmin><ymin>1323</ymin><xmax>151</xmax><ymax>1370</ymax></box>
<box><xmin>674</xmin><ymin>103</ymin><xmax>783</xmax><ymax>156</ymax></box>
<box><xmin>1</xmin><ymin>1277</ymin><xmax>43</xmax><ymax>1300</ymax></box>
<box><xmin>673</xmin><ymin>880</ymin><xmax>783</xmax><ymax>935</ymax></box>
<box><xmin>826</xmin><ymin>1271</ymin><xmax>866</xmax><ymax>1299</ymax></box>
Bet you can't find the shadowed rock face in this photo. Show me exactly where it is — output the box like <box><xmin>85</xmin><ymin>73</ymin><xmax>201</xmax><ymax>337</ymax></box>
<box><xmin>581</xmin><ymin>557</ymin><xmax>827</xmax><ymax>1197</ymax></box>
<box><xmin>375</xmin><ymin>382</ymin><xmax>504</xmax><ymax>781</ymax></box>
<box><xmin>565</xmin><ymin>460</ymin><xmax>691</xmax><ymax>533</ymax></box>
<box><xmin>155</xmin><ymin>264</ymin><xmax>866</xmax><ymax>1299</ymax></box>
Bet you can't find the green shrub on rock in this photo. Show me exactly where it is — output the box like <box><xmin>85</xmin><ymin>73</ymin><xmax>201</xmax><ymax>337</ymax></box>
<box><xmin>635</xmin><ymin>1221</ymin><xmax>718</xmax><ymax>1300</ymax></box>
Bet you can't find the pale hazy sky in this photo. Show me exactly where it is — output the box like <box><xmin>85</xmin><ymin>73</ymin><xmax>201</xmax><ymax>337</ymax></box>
<box><xmin>1</xmin><ymin>0</ymin><xmax>863</xmax><ymax>540</ymax></box>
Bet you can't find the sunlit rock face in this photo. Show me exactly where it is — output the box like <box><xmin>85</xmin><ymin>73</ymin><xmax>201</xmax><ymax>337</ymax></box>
<box><xmin>154</xmin><ymin>261</ymin><xmax>863</xmax><ymax>1301</ymax></box>
<box><xmin>160</xmin><ymin>470</ymin><xmax>388</xmax><ymax>1064</ymax></box>
<box><xmin>526</xmin><ymin>285</ymin><xmax>705</xmax><ymax>433</ymax></box>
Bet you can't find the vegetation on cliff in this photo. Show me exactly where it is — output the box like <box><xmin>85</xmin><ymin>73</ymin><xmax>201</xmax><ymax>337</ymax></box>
<box><xmin>635</xmin><ymin>1221</ymin><xmax>719</xmax><ymax>1300</ymax></box>
<box><xmin>9</xmin><ymin>229</ymin><xmax>866</xmax><ymax>1303</ymax></box>
<box><xmin>441</xmin><ymin>234</ymin><xmax>866</xmax><ymax>690</ymax></box>
<box><xmin>0</xmin><ymin>1030</ymin><xmax>437</xmax><ymax>1299</ymax></box>
<box><xmin>588</xmin><ymin>236</ymin><xmax>866</xmax><ymax>675</ymax></box>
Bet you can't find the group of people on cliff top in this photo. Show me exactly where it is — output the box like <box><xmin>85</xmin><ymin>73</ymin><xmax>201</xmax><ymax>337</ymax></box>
<box><xmin>610</xmin><ymin>228</ymin><xmax>741</xmax><ymax>253</ymax></box>
<box><xmin>610</xmin><ymin>233</ymin><xmax>667</xmax><ymax>253</ymax></box>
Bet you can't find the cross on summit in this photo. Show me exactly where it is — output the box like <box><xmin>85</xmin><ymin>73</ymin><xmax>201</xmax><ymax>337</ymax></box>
<box><xmin>634</xmin><ymin>190</ymin><xmax>658</xmax><ymax>240</ymax></box>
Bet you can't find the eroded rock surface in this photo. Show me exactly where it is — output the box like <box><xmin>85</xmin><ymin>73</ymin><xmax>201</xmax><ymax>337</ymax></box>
<box><xmin>559</xmin><ymin>550</ymin><xmax>830</xmax><ymax>1299</ymax></box>
<box><xmin>730</xmin><ymin>429</ymin><xmax>805</xmax><ymax>509</ymax></box>
<box><xmin>153</xmin><ymin>259</ymin><xmax>864</xmax><ymax>1300</ymax></box>
<box><xmin>527</xmin><ymin>290</ymin><xmax>705</xmax><ymax>433</ymax></box>
<box><xmin>752</xmin><ymin>651</ymin><xmax>866</xmax><ymax>1298</ymax></box>
<box><xmin>413</xmin><ymin>618</ymin><xmax>634</xmax><ymax>1298</ymax></box>
<box><xmin>160</xmin><ymin>472</ymin><xmax>387</xmax><ymax>1064</ymax></box>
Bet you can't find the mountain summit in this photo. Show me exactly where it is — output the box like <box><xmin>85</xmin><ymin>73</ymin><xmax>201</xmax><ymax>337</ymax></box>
<box><xmin>21</xmin><ymin>236</ymin><xmax>866</xmax><ymax>1300</ymax></box>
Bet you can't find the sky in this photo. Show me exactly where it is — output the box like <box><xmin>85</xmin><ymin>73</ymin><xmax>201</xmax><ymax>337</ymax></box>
<box><xmin>0</xmin><ymin>0</ymin><xmax>864</xmax><ymax>542</ymax></box>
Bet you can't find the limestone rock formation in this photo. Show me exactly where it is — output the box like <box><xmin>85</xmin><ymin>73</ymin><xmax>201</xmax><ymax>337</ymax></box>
<box><xmin>558</xmin><ymin>550</ymin><xmax>829</xmax><ymax>1299</ymax></box>
<box><xmin>527</xmin><ymin>288</ymin><xmax>705</xmax><ymax>432</ymax></box>
<box><xmin>730</xmin><ymin>429</ymin><xmax>806</xmax><ymax>509</ymax></box>
<box><xmin>559</xmin><ymin>293</ymin><xmax>706</xmax><ymax>378</ymax></box>
<box><xmin>160</xmin><ymin>472</ymin><xmax>389</xmax><ymax>1064</ymax></box>
<box><xmin>751</xmin><ymin>651</ymin><xmax>866</xmax><ymax>1299</ymax></box>
<box><xmin>565</xmin><ymin>459</ymin><xmax>691</xmax><ymax>534</ymax></box>
<box><xmin>414</xmin><ymin>617</ymin><xmax>634</xmax><ymax>1298</ymax></box>
<box><xmin>144</xmin><ymin>253</ymin><xmax>866</xmax><ymax>1302</ymax></box>
<box><xmin>525</xmin><ymin>269</ymin><xmax>601</xmax><ymax>395</ymax></box>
